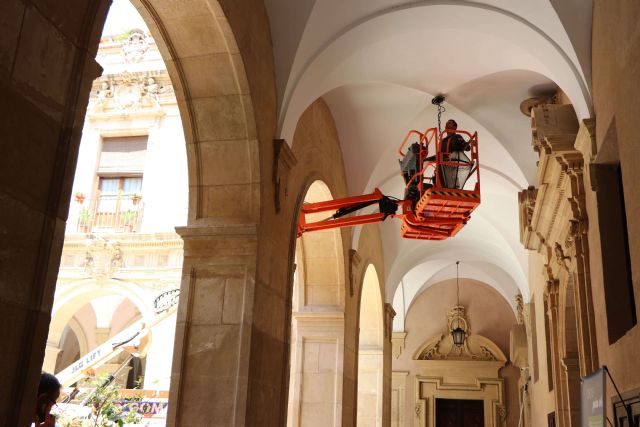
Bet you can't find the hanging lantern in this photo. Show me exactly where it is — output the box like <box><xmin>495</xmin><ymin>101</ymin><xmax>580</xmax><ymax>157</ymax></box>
<box><xmin>452</xmin><ymin>324</ymin><xmax>466</xmax><ymax>346</ymax></box>
<box><xmin>451</xmin><ymin>261</ymin><xmax>466</xmax><ymax>346</ymax></box>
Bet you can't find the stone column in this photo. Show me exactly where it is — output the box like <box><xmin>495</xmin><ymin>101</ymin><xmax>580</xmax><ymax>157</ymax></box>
<box><xmin>289</xmin><ymin>312</ymin><xmax>345</xmax><ymax>427</ymax></box>
<box><xmin>383</xmin><ymin>303</ymin><xmax>396</xmax><ymax>427</ymax></box>
<box><xmin>167</xmin><ymin>225</ymin><xmax>257</xmax><ymax>426</ymax></box>
<box><xmin>562</xmin><ymin>357</ymin><xmax>581</xmax><ymax>427</ymax></box>
<box><xmin>94</xmin><ymin>327</ymin><xmax>111</xmax><ymax>346</ymax></box>
<box><xmin>42</xmin><ymin>345</ymin><xmax>62</xmax><ymax>374</ymax></box>
<box><xmin>0</xmin><ymin>0</ymin><xmax>107</xmax><ymax>424</ymax></box>
<box><xmin>545</xmin><ymin>280</ymin><xmax>567</xmax><ymax>426</ymax></box>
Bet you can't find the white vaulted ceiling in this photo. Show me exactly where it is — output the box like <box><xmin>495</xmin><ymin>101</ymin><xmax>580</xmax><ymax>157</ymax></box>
<box><xmin>265</xmin><ymin>0</ymin><xmax>593</xmax><ymax>319</ymax></box>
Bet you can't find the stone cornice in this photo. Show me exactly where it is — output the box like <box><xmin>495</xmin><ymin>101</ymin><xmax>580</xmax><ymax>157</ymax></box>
<box><xmin>176</xmin><ymin>224</ymin><xmax>258</xmax><ymax>239</ymax></box>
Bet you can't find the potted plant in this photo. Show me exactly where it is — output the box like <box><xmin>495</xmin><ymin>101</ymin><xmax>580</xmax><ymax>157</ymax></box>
<box><xmin>121</xmin><ymin>210</ymin><xmax>136</xmax><ymax>232</ymax></box>
<box><xmin>131</xmin><ymin>193</ymin><xmax>142</xmax><ymax>206</ymax></box>
<box><xmin>78</xmin><ymin>208</ymin><xmax>91</xmax><ymax>233</ymax></box>
<box><xmin>74</xmin><ymin>191</ymin><xmax>86</xmax><ymax>205</ymax></box>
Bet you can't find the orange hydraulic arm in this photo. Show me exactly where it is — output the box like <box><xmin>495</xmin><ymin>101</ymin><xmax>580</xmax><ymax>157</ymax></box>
<box><xmin>297</xmin><ymin>188</ymin><xmax>406</xmax><ymax>236</ymax></box>
<box><xmin>297</xmin><ymin>124</ymin><xmax>481</xmax><ymax>241</ymax></box>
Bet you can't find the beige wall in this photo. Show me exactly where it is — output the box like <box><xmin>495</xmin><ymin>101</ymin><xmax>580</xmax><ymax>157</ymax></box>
<box><xmin>393</xmin><ymin>279</ymin><xmax>520</xmax><ymax>427</ymax></box>
<box><xmin>589</xmin><ymin>0</ymin><xmax>640</xmax><ymax>415</ymax></box>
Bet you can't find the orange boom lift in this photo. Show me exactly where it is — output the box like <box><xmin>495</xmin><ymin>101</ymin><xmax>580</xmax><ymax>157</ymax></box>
<box><xmin>297</xmin><ymin>96</ymin><xmax>481</xmax><ymax>241</ymax></box>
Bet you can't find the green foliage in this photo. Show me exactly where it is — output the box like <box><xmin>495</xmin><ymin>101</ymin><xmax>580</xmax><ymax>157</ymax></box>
<box><xmin>121</xmin><ymin>210</ymin><xmax>136</xmax><ymax>225</ymax></box>
<box><xmin>56</xmin><ymin>375</ymin><xmax>143</xmax><ymax>427</ymax></box>
<box><xmin>78</xmin><ymin>208</ymin><xmax>91</xmax><ymax>225</ymax></box>
<box><xmin>113</xmin><ymin>31</ymin><xmax>131</xmax><ymax>42</ymax></box>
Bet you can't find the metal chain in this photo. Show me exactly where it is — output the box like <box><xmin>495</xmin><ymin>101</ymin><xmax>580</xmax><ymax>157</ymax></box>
<box><xmin>456</xmin><ymin>260</ymin><xmax>460</xmax><ymax>306</ymax></box>
<box><xmin>437</xmin><ymin>103</ymin><xmax>446</xmax><ymax>136</ymax></box>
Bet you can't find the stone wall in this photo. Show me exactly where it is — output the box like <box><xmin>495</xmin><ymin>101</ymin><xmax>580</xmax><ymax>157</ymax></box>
<box><xmin>590</xmin><ymin>0</ymin><xmax>640</xmax><ymax>416</ymax></box>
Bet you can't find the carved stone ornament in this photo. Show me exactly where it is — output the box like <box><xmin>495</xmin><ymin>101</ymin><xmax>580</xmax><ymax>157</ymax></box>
<box><xmin>515</xmin><ymin>294</ymin><xmax>524</xmax><ymax>325</ymax></box>
<box><xmin>414</xmin><ymin>402</ymin><xmax>422</xmax><ymax>417</ymax></box>
<box><xmin>83</xmin><ymin>236</ymin><xmax>122</xmax><ymax>278</ymax></box>
<box><xmin>554</xmin><ymin>242</ymin><xmax>570</xmax><ymax>270</ymax></box>
<box><xmin>121</xmin><ymin>29</ymin><xmax>149</xmax><ymax>63</ymax></box>
<box><xmin>384</xmin><ymin>303</ymin><xmax>396</xmax><ymax>340</ymax></box>
<box><xmin>415</xmin><ymin>305</ymin><xmax>506</xmax><ymax>362</ymax></box>
<box><xmin>91</xmin><ymin>73</ymin><xmax>173</xmax><ymax>115</ymax></box>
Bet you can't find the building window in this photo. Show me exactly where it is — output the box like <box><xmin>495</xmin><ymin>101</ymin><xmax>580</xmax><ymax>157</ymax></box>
<box><xmin>593</xmin><ymin>119</ymin><xmax>637</xmax><ymax>344</ymax></box>
<box><xmin>80</xmin><ymin>136</ymin><xmax>147</xmax><ymax>233</ymax></box>
<box><xmin>92</xmin><ymin>176</ymin><xmax>143</xmax><ymax>230</ymax></box>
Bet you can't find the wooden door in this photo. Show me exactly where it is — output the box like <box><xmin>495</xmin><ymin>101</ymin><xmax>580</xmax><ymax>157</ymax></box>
<box><xmin>435</xmin><ymin>398</ymin><xmax>484</xmax><ymax>427</ymax></box>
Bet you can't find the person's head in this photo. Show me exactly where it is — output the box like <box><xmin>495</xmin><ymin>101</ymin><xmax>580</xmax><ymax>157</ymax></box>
<box><xmin>36</xmin><ymin>372</ymin><xmax>61</xmax><ymax>421</ymax></box>
<box><xmin>445</xmin><ymin>119</ymin><xmax>458</xmax><ymax>132</ymax></box>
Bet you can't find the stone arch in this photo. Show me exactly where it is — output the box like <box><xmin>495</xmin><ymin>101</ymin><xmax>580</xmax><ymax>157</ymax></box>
<box><xmin>296</xmin><ymin>180</ymin><xmax>346</xmax><ymax>309</ymax></box>
<box><xmin>85</xmin><ymin>2</ymin><xmax>274</xmax><ymax>425</ymax></box>
<box><xmin>124</xmin><ymin>0</ymin><xmax>260</xmax><ymax>224</ymax></box>
<box><xmin>1</xmin><ymin>0</ymin><xmax>274</xmax><ymax>421</ymax></box>
<box><xmin>66</xmin><ymin>316</ymin><xmax>90</xmax><ymax>358</ymax></box>
<box><xmin>287</xmin><ymin>179</ymin><xmax>346</xmax><ymax>427</ymax></box>
<box><xmin>357</xmin><ymin>263</ymin><xmax>384</xmax><ymax>427</ymax></box>
<box><xmin>49</xmin><ymin>279</ymin><xmax>152</xmax><ymax>349</ymax></box>
<box><xmin>53</xmin><ymin>316</ymin><xmax>90</xmax><ymax>374</ymax></box>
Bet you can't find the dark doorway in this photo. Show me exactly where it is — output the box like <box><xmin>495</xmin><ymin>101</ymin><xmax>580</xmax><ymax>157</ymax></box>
<box><xmin>436</xmin><ymin>398</ymin><xmax>484</xmax><ymax>427</ymax></box>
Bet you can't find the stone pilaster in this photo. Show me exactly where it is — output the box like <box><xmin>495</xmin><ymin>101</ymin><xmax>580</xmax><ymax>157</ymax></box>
<box><xmin>42</xmin><ymin>345</ymin><xmax>62</xmax><ymax>374</ymax></box>
<box><xmin>167</xmin><ymin>224</ymin><xmax>258</xmax><ymax>427</ymax></box>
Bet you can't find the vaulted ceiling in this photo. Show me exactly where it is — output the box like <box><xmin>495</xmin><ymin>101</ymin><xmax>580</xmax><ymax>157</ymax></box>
<box><xmin>265</xmin><ymin>0</ymin><xmax>593</xmax><ymax>320</ymax></box>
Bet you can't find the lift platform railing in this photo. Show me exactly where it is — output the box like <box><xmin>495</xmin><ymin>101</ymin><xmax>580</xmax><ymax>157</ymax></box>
<box><xmin>297</xmin><ymin>125</ymin><xmax>481</xmax><ymax>241</ymax></box>
<box><xmin>399</xmin><ymin>127</ymin><xmax>480</xmax><ymax>197</ymax></box>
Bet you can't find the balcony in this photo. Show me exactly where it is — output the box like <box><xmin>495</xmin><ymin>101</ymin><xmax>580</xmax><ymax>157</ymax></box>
<box><xmin>76</xmin><ymin>194</ymin><xmax>144</xmax><ymax>233</ymax></box>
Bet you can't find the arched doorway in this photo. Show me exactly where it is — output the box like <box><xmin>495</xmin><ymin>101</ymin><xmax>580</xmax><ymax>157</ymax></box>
<box><xmin>287</xmin><ymin>180</ymin><xmax>346</xmax><ymax>427</ymax></box>
<box><xmin>0</xmin><ymin>0</ymin><xmax>274</xmax><ymax>423</ymax></box>
<box><xmin>357</xmin><ymin>264</ymin><xmax>384</xmax><ymax>427</ymax></box>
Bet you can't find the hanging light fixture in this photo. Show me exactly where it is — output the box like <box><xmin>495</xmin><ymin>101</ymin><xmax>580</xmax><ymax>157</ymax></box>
<box><xmin>451</xmin><ymin>261</ymin><xmax>466</xmax><ymax>346</ymax></box>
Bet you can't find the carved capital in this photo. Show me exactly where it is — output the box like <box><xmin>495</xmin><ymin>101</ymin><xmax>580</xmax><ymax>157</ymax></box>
<box><xmin>544</xmin><ymin>280</ymin><xmax>560</xmax><ymax>310</ymax></box>
<box><xmin>392</xmin><ymin>332</ymin><xmax>407</xmax><ymax>358</ymax></box>
<box><xmin>554</xmin><ymin>242</ymin><xmax>571</xmax><ymax>271</ymax></box>
<box><xmin>273</xmin><ymin>139</ymin><xmax>297</xmax><ymax>213</ymax></box>
<box><xmin>515</xmin><ymin>294</ymin><xmax>525</xmax><ymax>325</ymax></box>
<box><xmin>531</xmin><ymin>104</ymin><xmax>579</xmax><ymax>154</ymax></box>
<box><xmin>384</xmin><ymin>303</ymin><xmax>396</xmax><ymax>340</ymax></box>
<box><xmin>518</xmin><ymin>186</ymin><xmax>538</xmax><ymax>249</ymax></box>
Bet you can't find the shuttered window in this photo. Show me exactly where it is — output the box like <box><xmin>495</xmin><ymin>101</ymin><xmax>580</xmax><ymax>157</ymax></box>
<box><xmin>98</xmin><ymin>136</ymin><xmax>148</xmax><ymax>174</ymax></box>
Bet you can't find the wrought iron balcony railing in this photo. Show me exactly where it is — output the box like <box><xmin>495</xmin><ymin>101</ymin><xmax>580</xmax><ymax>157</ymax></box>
<box><xmin>76</xmin><ymin>195</ymin><xmax>144</xmax><ymax>233</ymax></box>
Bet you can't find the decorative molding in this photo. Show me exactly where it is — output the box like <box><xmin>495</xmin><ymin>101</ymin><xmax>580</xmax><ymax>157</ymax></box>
<box><xmin>515</xmin><ymin>293</ymin><xmax>524</xmax><ymax>325</ymax></box>
<box><xmin>82</xmin><ymin>236</ymin><xmax>123</xmax><ymax>278</ymax></box>
<box><xmin>273</xmin><ymin>139</ymin><xmax>297</xmax><ymax>213</ymax></box>
<box><xmin>414</xmin><ymin>306</ymin><xmax>507</xmax><ymax>363</ymax></box>
<box><xmin>384</xmin><ymin>303</ymin><xmax>396</xmax><ymax>341</ymax></box>
<box><xmin>121</xmin><ymin>29</ymin><xmax>150</xmax><ymax>63</ymax></box>
<box><xmin>414</xmin><ymin>376</ymin><xmax>505</xmax><ymax>427</ymax></box>
<box><xmin>392</xmin><ymin>332</ymin><xmax>407</xmax><ymax>358</ymax></box>
<box><xmin>520</xmin><ymin>109</ymin><xmax>599</xmax><ymax>386</ymax></box>
<box><xmin>391</xmin><ymin>371</ymin><xmax>408</xmax><ymax>427</ymax></box>
<box><xmin>89</xmin><ymin>71</ymin><xmax>173</xmax><ymax>117</ymax></box>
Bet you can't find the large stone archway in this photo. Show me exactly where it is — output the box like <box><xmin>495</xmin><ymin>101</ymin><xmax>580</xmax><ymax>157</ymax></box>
<box><xmin>287</xmin><ymin>180</ymin><xmax>346</xmax><ymax>427</ymax></box>
<box><xmin>357</xmin><ymin>264</ymin><xmax>384</xmax><ymax>427</ymax></box>
<box><xmin>0</xmin><ymin>0</ymin><xmax>276</xmax><ymax>424</ymax></box>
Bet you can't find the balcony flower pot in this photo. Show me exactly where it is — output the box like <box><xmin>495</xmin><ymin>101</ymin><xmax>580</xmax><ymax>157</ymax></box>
<box><xmin>74</xmin><ymin>192</ymin><xmax>86</xmax><ymax>205</ymax></box>
<box><xmin>121</xmin><ymin>210</ymin><xmax>136</xmax><ymax>232</ymax></box>
<box><xmin>78</xmin><ymin>208</ymin><xmax>91</xmax><ymax>233</ymax></box>
<box><xmin>131</xmin><ymin>194</ymin><xmax>142</xmax><ymax>206</ymax></box>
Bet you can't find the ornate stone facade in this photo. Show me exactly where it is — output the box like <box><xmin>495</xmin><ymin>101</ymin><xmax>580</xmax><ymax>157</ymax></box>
<box><xmin>518</xmin><ymin>103</ymin><xmax>599</xmax><ymax>426</ymax></box>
